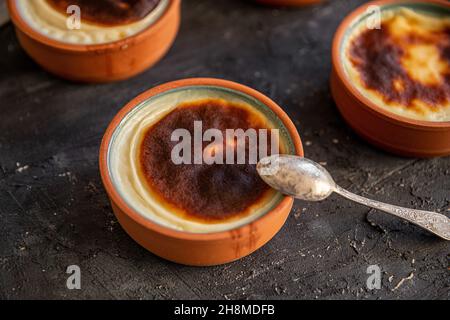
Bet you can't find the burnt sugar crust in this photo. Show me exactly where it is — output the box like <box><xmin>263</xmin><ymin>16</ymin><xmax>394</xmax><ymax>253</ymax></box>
<box><xmin>46</xmin><ymin>0</ymin><xmax>161</xmax><ymax>26</ymax></box>
<box><xmin>139</xmin><ymin>99</ymin><xmax>276</xmax><ymax>223</ymax></box>
<box><xmin>349</xmin><ymin>18</ymin><xmax>449</xmax><ymax>114</ymax></box>
<box><xmin>344</xmin><ymin>8</ymin><xmax>450</xmax><ymax>121</ymax></box>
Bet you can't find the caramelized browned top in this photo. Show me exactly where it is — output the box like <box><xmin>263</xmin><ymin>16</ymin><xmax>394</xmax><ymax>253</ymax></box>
<box><xmin>348</xmin><ymin>15</ymin><xmax>450</xmax><ymax>114</ymax></box>
<box><xmin>139</xmin><ymin>99</ymin><xmax>276</xmax><ymax>223</ymax></box>
<box><xmin>46</xmin><ymin>0</ymin><xmax>161</xmax><ymax>26</ymax></box>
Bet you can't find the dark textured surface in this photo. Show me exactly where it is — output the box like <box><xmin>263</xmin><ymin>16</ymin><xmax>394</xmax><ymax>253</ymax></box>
<box><xmin>0</xmin><ymin>0</ymin><xmax>448</xmax><ymax>300</ymax></box>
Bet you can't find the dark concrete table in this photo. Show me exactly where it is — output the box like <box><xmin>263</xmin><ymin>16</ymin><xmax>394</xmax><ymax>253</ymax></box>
<box><xmin>0</xmin><ymin>0</ymin><xmax>448</xmax><ymax>300</ymax></box>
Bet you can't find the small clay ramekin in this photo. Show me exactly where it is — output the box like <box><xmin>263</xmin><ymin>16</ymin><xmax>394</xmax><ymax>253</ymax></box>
<box><xmin>331</xmin><ymin>0</ymin><xmax>450</xmax><ymax>158</ymax></box>
<box><xmin>99</xmin><ymin>78</ymin><xmax>303</xmax><ymax>266</ymax></box>
<box><xmin>7</xmin><ymin>0</ymin><xmax>180</xmax><ymax>82</ymax></box>
<box><xmin>255</xmin><ymin>0</ymin><xmax>321</xmax><ymax>6</ymax></box>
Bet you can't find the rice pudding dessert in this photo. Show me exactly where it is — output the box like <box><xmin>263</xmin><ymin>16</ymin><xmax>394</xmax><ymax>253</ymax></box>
<box><xmin>343</xmin><ymin>7</ymin><xmax>450</xmax><ymax>121</ymax></box>
<box><xmin>108</xmin><ymin>86</ymin><xmax>295</xmax><ymax>233</ymax></box>
<box><xmin>15</xmin><ymin>0</ymin><xmax>169</xmax><ymax>44</ymax></box>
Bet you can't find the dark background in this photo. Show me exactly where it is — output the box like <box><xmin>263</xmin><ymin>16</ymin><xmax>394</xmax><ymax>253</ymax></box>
<box><xmin>0</xmin><ymin>0</ymin><xmax>449</xmax><ymax>299</ymax></box>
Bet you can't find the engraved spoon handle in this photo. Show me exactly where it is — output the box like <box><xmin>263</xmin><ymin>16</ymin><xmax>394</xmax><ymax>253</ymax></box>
<box><xmin>334</xmin><ymin>185</ymin><xmax>450</xmax><ymax>240</ymax></box>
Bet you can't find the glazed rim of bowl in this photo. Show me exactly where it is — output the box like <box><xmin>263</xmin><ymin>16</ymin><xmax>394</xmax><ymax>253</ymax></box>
<box><xmin>6</xmin><ymin>0</ymin><xmax>180</xmax><ymax>52</ymax></box>
<box><xmin>99</xmin><ymin>78</ymin><xmax>303</xmax><ymax>241</ymax></box>
<box><xmin>332</xmin><ymin>0</ymin><xmax>450</xmax><ymax>130</ymax></box>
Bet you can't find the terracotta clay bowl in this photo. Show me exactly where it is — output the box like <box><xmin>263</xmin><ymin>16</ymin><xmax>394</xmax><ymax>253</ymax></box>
<box><xmin>255</xmin><ymin>0</ymin><xmax>321</xmax><ymax>6</ymax></box>
<box><xmin>99</xmin><ymin>78</ymin><xmax>303</xmax><ymax>266</ymax></box>
<box><xmin>331</xmin><ymin>0</ymin><xmax>450</xmax><ymax>158</ymax></box>
<box><xmin>7</xmin><ymin>0</ymin><xmax>180</xmax><ymax>83</ymax></box>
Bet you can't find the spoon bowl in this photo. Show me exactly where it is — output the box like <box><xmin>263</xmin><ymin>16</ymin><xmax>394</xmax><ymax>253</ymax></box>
<box><xmin>257</xmin><ymin>155</ymin><xmax>334</xmax><ymax>201</ymax></box>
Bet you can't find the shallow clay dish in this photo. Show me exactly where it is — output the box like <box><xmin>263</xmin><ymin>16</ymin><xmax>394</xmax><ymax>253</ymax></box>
<box><xmin>99</xmin><ymin>78</ymin><xmax>303</xmax><ymax>266</ymax></box>
<box><xmin>255</xmin><ymin>0</ymin><xmax>321</xmax><ymax>6</ymax></box>
<box><xmin>331</xmin><ymin>0</ymin><xmax>450</xmax><ymax>157</ymax></box>
<box><xmin>7</xmin><ymin>0</ymin><xmax>180</xmax><ymax>82</ymax></box>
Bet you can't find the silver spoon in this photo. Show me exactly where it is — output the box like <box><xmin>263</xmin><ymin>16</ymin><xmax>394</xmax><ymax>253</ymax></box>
<box><xmin>257</xmin><ymin>155</ymin><xmax>450</xmax><ymax>240</ymax></box>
